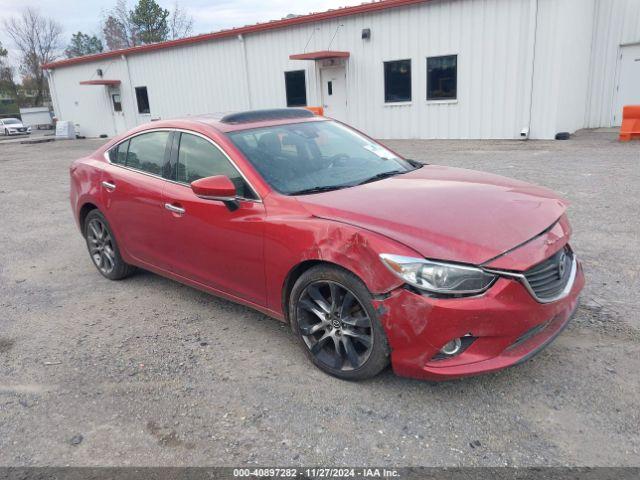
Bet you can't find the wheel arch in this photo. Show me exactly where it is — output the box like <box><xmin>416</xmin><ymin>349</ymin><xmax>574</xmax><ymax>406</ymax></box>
<box><xmin>78</xmin><ymin>202</ymin><xmax>99</xmax><ymax>232</ymax></box>
<box><xmin>282</xmin><ymin>260</ymin><xmax>364</xmax><ymax>324</ymax></box>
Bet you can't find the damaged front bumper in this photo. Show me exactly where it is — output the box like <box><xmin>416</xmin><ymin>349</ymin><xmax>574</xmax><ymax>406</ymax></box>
<box><xmin>374</xmin><ymin>259</ymin><xmax>584</xmax><ymax>381</ymax></box>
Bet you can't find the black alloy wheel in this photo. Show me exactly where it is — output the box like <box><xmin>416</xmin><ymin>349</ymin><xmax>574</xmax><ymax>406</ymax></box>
<box><xmin>84</xmin><ymin>210</ymin><xmax>134</xmax><ymax>280</ymax></box>
<box><xmin>290</xmin><ymin>265</ymin><xmax>389</xmax><ymax>380</ymax></box>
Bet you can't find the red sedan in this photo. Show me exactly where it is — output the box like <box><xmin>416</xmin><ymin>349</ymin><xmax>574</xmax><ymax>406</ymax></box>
<box><xmin>70</xmin><ymin>109</ymin><xmax>584</xmax><ymax>381</ymax></box>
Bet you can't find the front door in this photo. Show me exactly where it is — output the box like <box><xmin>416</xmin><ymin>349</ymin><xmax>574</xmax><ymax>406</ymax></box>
<box><xmin>321</xmin><ymin>66</ymin><xmax>347</xmax><ymax>121</ymax></box>
<box><xmin>109</xmin><ymin>87</ymin><xmax>127</xmax><ymax>134</ymax></box>
<box><xmin>162</xmin><ymin>131</ymin><xmax>267</xmax><ymax>306</ymax></box>
<box><xmin>613</xmin><ymin>43</ymin><xmax>640</xmax><ymax>126</ymax></box>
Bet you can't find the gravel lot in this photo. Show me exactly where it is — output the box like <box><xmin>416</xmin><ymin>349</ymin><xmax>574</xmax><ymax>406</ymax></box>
<box><xmin>0</xmin><ymin>130</ymin><xmax>638</xmax><ymax>467</ymax></box>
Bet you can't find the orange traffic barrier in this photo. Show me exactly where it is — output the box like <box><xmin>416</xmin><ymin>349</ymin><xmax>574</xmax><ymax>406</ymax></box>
<box><xmin>619</xmin><ymin>105</ymin><xmax>640</xmax><ymax>142</ymax></box>
<box><xmin>305</xmin><ymin>106</ymin><xmax>324</xmax><ymax>116</ymax></box>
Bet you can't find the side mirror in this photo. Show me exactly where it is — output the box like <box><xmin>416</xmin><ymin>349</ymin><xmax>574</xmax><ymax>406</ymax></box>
<box><xmin>190</xmin><ymin>175</ymin><xmax>239</xmax><ymax>211</ymax></box>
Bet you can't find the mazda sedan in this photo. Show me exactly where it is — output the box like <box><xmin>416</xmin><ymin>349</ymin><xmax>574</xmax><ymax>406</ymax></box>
<box><xmin>70</xmin><ymin>108</ymin><xmax>584</xmax><ymax>381</ymax></box>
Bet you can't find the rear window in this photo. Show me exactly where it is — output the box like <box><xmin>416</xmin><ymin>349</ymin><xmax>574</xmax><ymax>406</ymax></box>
<box><xmin>126</xmin><ymin>131</ymin><xmax>170</xmax><ymax>175</ymax></box>
<box><xmin>108</xmin><ymin>139</ymin><xmax>129</xmax><ymax>165</ymax></box>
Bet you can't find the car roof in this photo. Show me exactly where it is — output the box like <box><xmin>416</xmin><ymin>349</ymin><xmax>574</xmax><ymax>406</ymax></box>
<box><xmin>170</xmin><ymin>109</ymin><xmax>328</xmax><ymax>133</ymax></box>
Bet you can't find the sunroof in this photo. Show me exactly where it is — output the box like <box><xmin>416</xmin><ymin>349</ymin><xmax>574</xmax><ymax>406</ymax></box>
<box><xmin>220</xmin><ymin>108</ymin><xmax>314</xmax><ymax>124</ymax></box>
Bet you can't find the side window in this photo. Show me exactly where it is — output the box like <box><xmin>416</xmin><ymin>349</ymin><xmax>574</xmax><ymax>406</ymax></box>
<box><xmin>176</xmin><ymin>133</ymin><xmax>256</xmax><ymax>200</ymax></box>
<box><xmin>284</xmin><ymin>70</ymin><xmax>307</xmax><ymax>107</ymax></box>
<box><xmin>384</xmin><ymin>59</ymin><xmax>412</xmax><ymax>103</ymax></box>
<box><xmin>135</xmin><ymin>86</ymin><xmax>150</xmax><ymax>114</ymax></box>
<box><xmin>108</xmin><ymin>139</ymin><xmax>129</xmax><ymax>165</ymax></box>
<box><xmin>126</xmin><ymin>131</ymin><xmax>170</xmax><ymax>175</ymax></box>
<box><xmin>427</xmin><ymin>55</ymin><xmax>457</xmax><ymax>100</ymax></box>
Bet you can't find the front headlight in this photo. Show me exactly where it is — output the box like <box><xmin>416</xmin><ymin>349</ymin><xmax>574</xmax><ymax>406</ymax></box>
<box><xmin>380</xmin><ymin>254</ymin><xmax>496</xmax><ymax>295</ymax></box>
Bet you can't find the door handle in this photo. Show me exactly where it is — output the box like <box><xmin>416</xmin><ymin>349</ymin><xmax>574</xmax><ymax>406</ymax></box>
<box><xmin>101</xmin><ymin>181</ymin><xmax>116</xmax><ymax>191</ymax></box>
<box><xmin>164</xmin><ymin>203</ymin><xmax>186</xmax><ymax>215</ymax></box>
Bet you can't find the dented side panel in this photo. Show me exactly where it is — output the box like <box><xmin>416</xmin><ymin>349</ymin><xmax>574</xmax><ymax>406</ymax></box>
<box><xmin>263</xmin><ymin>204</ymin><xmax>417</xmax><ymax>315</ymax></box>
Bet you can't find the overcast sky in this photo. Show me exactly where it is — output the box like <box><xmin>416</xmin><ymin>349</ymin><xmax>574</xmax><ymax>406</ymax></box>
<box><xmin>0</xmin><ymin>0</ymin><xmax>363</xmax><ymax>65</ymax></box>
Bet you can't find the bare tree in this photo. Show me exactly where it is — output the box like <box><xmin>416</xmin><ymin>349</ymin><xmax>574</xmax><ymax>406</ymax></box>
<box><xmin>168</xmin><ymin>1</ymin><xmax>194</xmax><ymax>40</ymax></box>
<box><xmin>102</xmin><ymin>0</ymin><xmax>139</xmax><ymax>50</ymax></box>
<box><xmin>3</xmin><ymin>8</ymin><xmax>62</xmax><ymax>106</ymax></box>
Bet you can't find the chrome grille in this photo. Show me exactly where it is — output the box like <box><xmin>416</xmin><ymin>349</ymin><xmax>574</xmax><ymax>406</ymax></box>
<box><xmin>524</xmin><ymin>246</ymin><xmax>573</xmax><ymax>301</ymax></box>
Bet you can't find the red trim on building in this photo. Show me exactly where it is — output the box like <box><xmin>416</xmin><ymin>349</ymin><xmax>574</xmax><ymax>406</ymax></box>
<box><xmin>79</xmin><ymin>80</ymin><xmax>121</xmax><ymax>86</ymax></box>
<box><xmin>289</xmin><ymin>51</ymin><xmax>350</xmax><ymax>60</ymax></box>
<box><xmin>43</xmin><ymin>0</ymin><xmax>432</xmax><ymax>70</ymax></box>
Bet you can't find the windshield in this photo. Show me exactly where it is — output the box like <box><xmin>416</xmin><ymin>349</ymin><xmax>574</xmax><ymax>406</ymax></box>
<box><xmin>227</xmin><ymin>120</ymin><xmax>417</xmax><ymax>195</ymax></box>
<box><xmin>3</xmin><ymin>119</ymin><xmax>20</xmax><ymax>125</ymax></box>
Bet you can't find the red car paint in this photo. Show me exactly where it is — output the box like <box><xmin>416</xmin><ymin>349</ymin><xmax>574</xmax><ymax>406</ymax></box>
<box><xmin>70</xmin><ymin>116</ymin><xmax>584</xmax><ymax>381</ymax></box>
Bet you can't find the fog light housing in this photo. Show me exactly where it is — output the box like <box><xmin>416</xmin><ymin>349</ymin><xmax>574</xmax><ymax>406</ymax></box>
<box><xmin>440</xmin><ymin>338</ymin><xmax>462</xmax><ymax>356</ymax></box>
<box><xmin>431</xmin><ymin>335</ymin><xmax>476</xmax><ymax>361</ymax></box>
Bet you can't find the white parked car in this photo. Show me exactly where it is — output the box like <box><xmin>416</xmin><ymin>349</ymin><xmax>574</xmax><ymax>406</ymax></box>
<box><xmin>1</xmin><ymin>118</ymin><xmax>31</xmax><ymax>136</ymax></box>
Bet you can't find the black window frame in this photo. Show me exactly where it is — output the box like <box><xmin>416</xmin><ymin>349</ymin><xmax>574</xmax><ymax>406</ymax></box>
<box><xmin>135</xmin><ymin>86</ymin><xmax>150</xmax><ymax>114</ymax></box>
<box><xmin>426</xmin><ymin>54</ymin><xmax>458</xmax><ymax>101</ymax></box>
<box><xmin>284</xmin><ymin>70</ymin><xmax>307</xmax><ymax>107</ymax></box>
<box><xmin>105</xmin><ymin>129</ymin><xmax>259</xmax><ymax>200</ymax></box>
<box><xmin>384</xmin><ymin>59</ymin><xmax>412</xmax><ymax>103</ymax></box>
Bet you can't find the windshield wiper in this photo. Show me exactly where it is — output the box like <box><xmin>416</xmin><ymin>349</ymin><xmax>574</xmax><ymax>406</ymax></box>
<box><xmin>355</xmin><ymin>170</ymin><xmax>407</xmax><ymax>186</ymax></box>
<box><xmin>288</xmin><ymin>185</ymin><xmax>350</xmax><ymax>195</ymax></box>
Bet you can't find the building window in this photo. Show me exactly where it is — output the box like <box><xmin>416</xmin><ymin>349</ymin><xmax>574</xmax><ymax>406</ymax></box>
<box><xmin>111</xmin><ymin>93</ymin><xmax>122</xmax><ymax>112</ymax></box>
<box><xmin>327</xmin><ymin>81</ymin><xmax>333</xmax><ymax>96</ymax></box>
<box><xmin>284</xmin><ymin>70</ymin><xmax>307</xmax><ymax>107</ymax></box>
<box><xmin>384</xmin><ymin>59</ymin><xmax>412</xmax><ymax>103</ymax></box>
<box><xmin>135</xmin><ymin>86</ymin><xmax>150</xmax><ymax>114</ymax></box>
<box><xmin>427</xmin><ymin>55</ymin><xmax>457</xmax><ymax>101</ymax></box>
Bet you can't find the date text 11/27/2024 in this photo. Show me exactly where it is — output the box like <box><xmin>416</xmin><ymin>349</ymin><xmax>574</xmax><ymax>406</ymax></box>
<box><xmin>233</xmin><ymin>468</ymin><xmax>400</xmax><ymax>478</ymax></box>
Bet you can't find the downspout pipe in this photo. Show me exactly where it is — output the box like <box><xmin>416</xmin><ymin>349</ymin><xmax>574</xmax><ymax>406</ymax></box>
<box><xmin>122</xmin><ymin>54</ymin><xmax>137</xmax><ymax>131</ymax></box>
<box><xmin>523</xmin><ymin>0</ymin><xmax>539</xmax><ymax>139</ymax></box>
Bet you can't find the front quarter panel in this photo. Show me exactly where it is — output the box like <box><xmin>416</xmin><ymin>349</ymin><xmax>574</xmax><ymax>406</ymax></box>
<box><xmin>263</xmin><ymin>196</ymin><xmax>421</xmax><ymax>315</ymax></box>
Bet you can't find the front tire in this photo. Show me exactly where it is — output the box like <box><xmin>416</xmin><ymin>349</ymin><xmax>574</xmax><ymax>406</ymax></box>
<box><xmin>289</xmin><ymin>265</ymin><xmax>390</xmax><ymax>380</ymax></box>
<box><xmin>84</xmin><ymin>210</ymin><xmax>134</xmax><ymax>280</ymax></box>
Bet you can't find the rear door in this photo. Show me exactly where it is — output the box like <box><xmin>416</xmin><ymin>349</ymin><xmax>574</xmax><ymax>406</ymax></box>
<box><xmin>162</xmin><ymin>131</ymin><xmax>267</xmax><ymax>305</ymax></box>
<box><xmin>102</xmin><ymin>130</ymin><xmax>174</xmax><ymax>270</ymax></box>
<box><xmin>613</xmin><ymin>43</ymin><xmax>640</xmax><ymax>126</ymax></box>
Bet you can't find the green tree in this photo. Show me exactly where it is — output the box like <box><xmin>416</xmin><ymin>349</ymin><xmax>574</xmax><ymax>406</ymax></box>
<box><xmin>65</xmin><ymin>32</ymin><xmax>104</xmax><ymax>58</ymax></box>
<box><xmin>130</xmin><ymin>0</ymin><xmax>169</xmax><ymax>44</ymax></box>
<box><xmin>0</xmin><ymin>42</ymin><xmax>18</xmax><ymax>99</ymax></box>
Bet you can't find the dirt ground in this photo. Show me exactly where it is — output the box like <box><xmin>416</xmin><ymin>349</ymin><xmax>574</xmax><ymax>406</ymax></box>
<box><xmin>0</xmin><ymin>130</ymin><xmax>638</xmax><ymax>466</ymax></box>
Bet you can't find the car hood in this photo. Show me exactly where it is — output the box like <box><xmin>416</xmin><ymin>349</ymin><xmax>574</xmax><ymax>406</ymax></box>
<box><xmin>295</xmin><ymin>165</ymin><xmax>567</xmax><ymax>265</ymax></box>
<box><xmin>5</xmin><ymin>123</ymin><xmax>26</xmax><ymax>128</ymax></box>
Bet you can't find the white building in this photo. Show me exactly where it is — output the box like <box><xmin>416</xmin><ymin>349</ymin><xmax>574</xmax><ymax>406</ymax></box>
<box><xmin>44</xmin><ymin>0</ymin><xmax>640</xmax><ymax>140</ymax></box>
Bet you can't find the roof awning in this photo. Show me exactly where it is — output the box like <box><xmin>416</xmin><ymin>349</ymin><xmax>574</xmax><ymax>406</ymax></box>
<box><xmin>289</xmin><ymin>50</ymin><xmax>350</xmax><ymax>60</ymax></box>
<box><xmin>79</xmin><ymin>80</ymin><xmax>121</xmax><ymax>86</ymax></box>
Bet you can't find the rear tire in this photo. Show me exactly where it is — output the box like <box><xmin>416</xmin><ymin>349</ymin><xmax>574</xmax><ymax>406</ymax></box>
<box><xmin>289</xmin><ymin>265</ymin><xmax>390</xmax><ymax>380</ymax></box>
<box><xmin>84</xmin><ymin>210</ymin><xmax>134</xmax><ymax>280</ymax></box>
